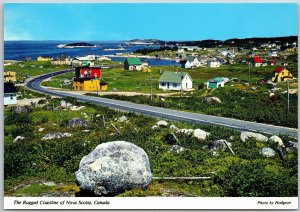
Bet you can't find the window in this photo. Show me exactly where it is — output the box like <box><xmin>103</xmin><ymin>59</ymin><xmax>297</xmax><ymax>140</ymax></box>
<box><xmin>173</xmin><ymin>83</ymin><xmax>177</xmax><ymax>88</ymax></box>
<box><xmin>10</xmin><ymin>94</ymin><xmax>14</xmax><ymax>100</ymax></box>
<box><xmin>161</xmin><ymin>82</ymin><xmax>165</xmax><ymax>86</ymax></box>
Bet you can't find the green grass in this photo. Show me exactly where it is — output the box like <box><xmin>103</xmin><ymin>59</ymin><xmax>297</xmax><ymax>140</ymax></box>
<box><xmin>88</xmin><ymin>83</ymin><xmax>297</xmax><ymax>128</ymax></box>
<box><xmin>4</xmin><ymin>61</ymin><xmax>70</xmax><ymax>82</ymax></box>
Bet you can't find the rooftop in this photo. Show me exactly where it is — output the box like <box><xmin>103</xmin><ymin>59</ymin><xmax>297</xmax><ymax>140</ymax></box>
<box><xmin>124</xmin><ymin>57</ymin><xmax>142</xmax><ymax>65</ymax></box>
<box><xmin>159</xmin><ymin>71</ymin><xmax>190</xmax><ymax>83</ymax></box>
<box><xmin>4</xmin><ymin>82</ymin><xmax>17</xmax><ymax>93</ymax></box>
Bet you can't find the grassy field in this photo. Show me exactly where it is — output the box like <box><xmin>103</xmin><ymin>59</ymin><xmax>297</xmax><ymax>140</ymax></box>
<box><xmin>4</xmin><ymin>98</ymin><xmax>298</xmax><ymax>197</ymax></box>
<box><xmin>40</xmin><ymin>62</ymin><xmax>295</xmax><ymax>94</ymax></box>
<box><xmin>87</xmin><ymin>81</ymin><xmax>298</xmax><ymax>128</ymax></box>
<box><xmin>4</xmin><ymin>61</ymin><xmax>70</xmax><ymax>82</ymax></box>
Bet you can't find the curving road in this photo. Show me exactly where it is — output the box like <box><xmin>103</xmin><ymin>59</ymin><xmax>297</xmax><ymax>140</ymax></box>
<box><xmin>25</xmin><ymin>69</ymin><xmax>298</xmax><ymax>139</ymax></box>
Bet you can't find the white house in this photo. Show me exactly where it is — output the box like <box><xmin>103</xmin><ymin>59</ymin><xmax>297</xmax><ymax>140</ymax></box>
<box><xmin>180</xmin><ymin>56</ymin><xmax>200</xmax><ymax>68</ymax></box>
<box><xmin>4</xmin><ymin>82</ymin><xmax>17</xmax><ymax>105</ymax></box>
<box><xmin>180</xmin><ymin>46</ymin><xmax>200</xmax><ymax>51</ymax></box>
<box><xmin>268</xmin><ymin>50</ymin><xmax>278</xmax><ymax>57</ymax></box>
<box><xmin>158</xmin><ymin>71</ymin><xmax>193</xmax><ymax>91</ymax></box>
<box><xmin>207</xmin><ymin>60</ymin><xmax>221</xmax><ymax>68</ymax></box>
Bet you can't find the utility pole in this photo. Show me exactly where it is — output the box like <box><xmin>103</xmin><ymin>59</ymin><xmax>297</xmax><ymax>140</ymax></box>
<box><xmin>287</xmin><ymin>80</ymin><xmax>290</xmax><ymax>113</ymax></box>
<box><xmin>150</xmin><ymin>73</ymin><xmax>153</xmax><ymax>100</ymax></box>
<box><xmin>180</xmin><ymin>69</ymin><xmax>183</xmax><ymax>98</ymax></box>
<box><xmin>248</xmin><ymin>62</ymin><xmax>251</xmax><ymax>83</ymax></box>
<box><xmin>96</xmin><ymin>80</ymin><xmax>99</xmax><ymax>96</ymax></box>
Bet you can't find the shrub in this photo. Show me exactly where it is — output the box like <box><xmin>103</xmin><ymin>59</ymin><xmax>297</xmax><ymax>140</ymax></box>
<box><xmin>5</xmin><ymin>112</ymin><xmax>33</xmax><ymax>125</ymax></box>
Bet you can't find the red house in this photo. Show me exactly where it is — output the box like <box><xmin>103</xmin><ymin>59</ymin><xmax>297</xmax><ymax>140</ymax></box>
<box><xmin>75</xmin><ymin>66</ymin><xmax>101</xmax><ymax>79</ymax></box>
<box><xmin>251</xmin><ymin>56</ymin><xmax>263</xmax><ymax>67</ymax></box>
<box><xmin>269</xmin><ymin>60</ymin><xmax>276</xmax><ymax>66</ymax></box>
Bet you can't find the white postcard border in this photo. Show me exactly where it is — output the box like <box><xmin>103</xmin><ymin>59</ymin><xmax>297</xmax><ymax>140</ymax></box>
<box><xmin>4</xmin><ymin>197</ymin><xmax>298</xmax><ymax>210</ymax></box>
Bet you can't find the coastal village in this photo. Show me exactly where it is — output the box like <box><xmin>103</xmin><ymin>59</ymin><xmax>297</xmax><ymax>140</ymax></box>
<box><xmin>4</xmin><ymin>37</ymin><xmax>298</xmax><ymax>198</ymax></box>
<box><xmin>4</xmin><ymin>38</ymin><xmax>298</xmax><ymax>105</ymax></box>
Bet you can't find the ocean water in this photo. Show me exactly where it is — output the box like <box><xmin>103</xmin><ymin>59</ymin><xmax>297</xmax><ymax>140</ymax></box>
<box><xmin>4</xmin><ymin>41</ymin><xmax>180</xmax><ymax>66</ymax></box>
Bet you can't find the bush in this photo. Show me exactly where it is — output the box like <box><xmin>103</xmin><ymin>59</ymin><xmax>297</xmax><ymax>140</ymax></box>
<box><xmin>10</xmin><ymin>125</ymin><xmax>34</xmax><ymax>138</ymax></box>
<box><xmin>5</xmin><ymin>112</ymin><xmax>33</xmax><ymax>125</ymax></box>
<box><xmin>217</xmin><ymin>160</ymin><xmax>298</xmax><ymax>197</ymax></box>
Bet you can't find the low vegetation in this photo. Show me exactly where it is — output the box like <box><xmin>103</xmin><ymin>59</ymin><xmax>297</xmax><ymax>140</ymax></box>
<box><xmin>87</xmin><ymin>83</ymin><xmax>297</xmax><ymax>128</ymax></box>
<box><xmin>4</xmin><ymin>96</ymin><xmax>297</xmax><ymax>197</ymax></box>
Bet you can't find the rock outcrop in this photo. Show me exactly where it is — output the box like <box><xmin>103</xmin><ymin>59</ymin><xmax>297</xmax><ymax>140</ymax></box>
<box><xmin>75</xmin><ymin>141</ymin><xmax>152</xmax><ymax>196</ymax></box>
<box><xmin>41</xmin><ymin>132</ymin><xmax>72</xmax><ymax>140</ymax></box>
<box><xmin>68</xmin><ymin>118</ymin><xmax>88</xmax><ymax>128</ymax></box>
<box><xmin>240</xmin><ymin>131</ymin><xmax>268</xmax><ymax>142</ymax></box>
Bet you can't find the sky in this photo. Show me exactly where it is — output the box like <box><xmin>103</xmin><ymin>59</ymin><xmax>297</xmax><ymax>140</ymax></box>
<box><xmin>4</xmin><ymin>3</ymin><xmax>298</xmax><ymax>41</ymax></box>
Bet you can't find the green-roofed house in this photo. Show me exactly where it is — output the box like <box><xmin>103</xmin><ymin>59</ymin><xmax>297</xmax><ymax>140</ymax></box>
<box><xmin>207</xmin><ymin>77</ymin><xmax>226</xmax><ymax>89</ymax></box>
<box><xmin>158</xmin><ymin>71</ymin><xmax>193</xmax><ymax>91</ymax></box>
<box><xmin>124</xmin><ymin>57</ymin><xmax>142</xmax><ymax>71</ymax></box>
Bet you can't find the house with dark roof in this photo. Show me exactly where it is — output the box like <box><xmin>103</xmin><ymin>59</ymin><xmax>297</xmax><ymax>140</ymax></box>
<box><xmin>158</xmin><ymin>71</ymin><xmax>193</xmax><ymax>91</ymax></box>
<box><xmin>251</xmin><ymin>56</ymin><xmax>263</xmax><ymax>67</ymax></box>
<box><xmin>272</xmin><ymin>67</ymin><xmax>293</xmax><ymax>83</ymax></box>
<box><xmin>4</xmin><ymin>82</ymin><xmax>17</xmax><ymax>105</ymax></box>
<box><xmin>124</xmin><ymin>58</ymin><xmax>142</xmax><ymax>71</ymax></box>
<box><xmin>180</xmin><ymin>56</ymin><xmax>200</xmax><ymax>68</ymax></box>
<box><xmin>51</xmin><ymin>54</ymin><xmax>71</xmax><ymax>65</ymax></box>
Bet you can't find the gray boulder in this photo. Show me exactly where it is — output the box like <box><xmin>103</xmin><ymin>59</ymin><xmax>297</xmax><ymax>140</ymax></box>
<box><xmin>13</xmin><ymin>136</ymin><xmax>25</xmax><ymax>143</ymax></box>
<box><xmin>169</xmin><ymin>145</ymin><xmax>184</xmax><ymax>153</ymax></box>
<box><xmin>75</xmin><ymin>141</ymin><xmax>152</xmax><ymax>196</ymax></box>
<box><xmin>156</xmin><ymin>120</ymin><xmax>168</xmax><ymax>127</ymax></box>
<box><xmin>268</xmin><ymin>135</ymin><xmax>285</xmax><ymax>147</ymax></box>
<box><xmin>10</xmin><ymin>106</ymin><xmax>31</xmax><ymax>114</ymax></box>
<box><xmin>260</xmin><ymin>147</ymin><xmax>276</xmax><ymax>157</ymax></box>
<box><xmin>202</xmin><ymin>97</ymin><xmax>221</xmax><ymax>104</ymax></box>
<box><xmin>41</xmin><ymin>132</ymin><xmax>72</xmax><ymax>140</ymax></box>
<box><xmin>286</xmin><ymin>141</ymin><xmax>298</xmax><ymax>152</ymax></box>
<box><xmin>60</xmin><ymin>100</ymin><xmax>67</xmax><ymax>108</ymax></box>
<box><xmin>208</xmin><ymin>139</ymin><xmax>231</xmax><ymax>151</ymax></box>
<box><xmin>169</xmin><ymin>125</ymin><xmax>179</xmax><ymax>131</ymax></box>
<box><xmin>177</xmin><ymin>128</ymin><xmax>194</xmax><ymax>135</ymax></box>
<box><xmin>193</xmin><ymin>129</ymin><xmax>210</xmax><ymax>140</ymax></box>
<box><xmin>151</xmin><ymin>125</ymin><xmax>159</xmax><ymax>130</ymax></box>
<box><xmin>240</xmin><ymin>131</ymin><xmax>268</xmax><ymax>142</ymax></box>
<box><xmin>117</xmin><ymin>115</ymin><xmax>128</xmax><ymax>122</ymax></box>
<box><xmin>68</xmin><ymin>118</ymin><xmax>88</xmax><ymax>128</ymax></box>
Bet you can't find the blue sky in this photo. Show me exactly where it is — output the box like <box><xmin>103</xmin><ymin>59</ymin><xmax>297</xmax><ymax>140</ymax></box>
<box><xmin>4</xmin><ymin>3</ymin><xmax>298</xmax><ymax>41</ymax></box>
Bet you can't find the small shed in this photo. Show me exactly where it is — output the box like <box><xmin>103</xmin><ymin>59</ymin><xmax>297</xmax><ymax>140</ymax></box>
<box><xmin>207</xmin><ymin>77</ymin><xmax>226</xmax><ymax>89</ymax></box>
<box><xmin>124</xmin><ymin>58</ymin><xmax>142</xmax><ymax>71</ymax></box>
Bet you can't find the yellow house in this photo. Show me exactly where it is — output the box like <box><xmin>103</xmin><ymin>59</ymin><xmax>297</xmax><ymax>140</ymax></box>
<box><xmin>272</xmin><ymin>67</ymin><xmax>293</xmax><ymax>82</ymax></box>
<box><xmin>4</xmin><ymin>71</ymin><xmax>17</xmax><ymax>82</ymax></box>
<box><xmin>73</xmin><ymin>78</ymin><xmax>108</xmax><ymax>91</ymax></box>
<box><xmin>37</xmin><ymin>56</ymin><xmax>53</xmax><ymax>61</ymax></box>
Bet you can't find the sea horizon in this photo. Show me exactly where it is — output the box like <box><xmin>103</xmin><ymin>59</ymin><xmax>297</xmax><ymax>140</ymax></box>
<box><xmin>3</xmin><ymin>34</ymin><xmax>298</xmax><ymax>43</ymax></box>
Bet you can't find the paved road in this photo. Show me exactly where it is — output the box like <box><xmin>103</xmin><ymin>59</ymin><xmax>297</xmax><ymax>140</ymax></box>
<box><xmin>25</xmin><ymin>69</ymin><xmax>298</xmax><ymax>139</ymax></box>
